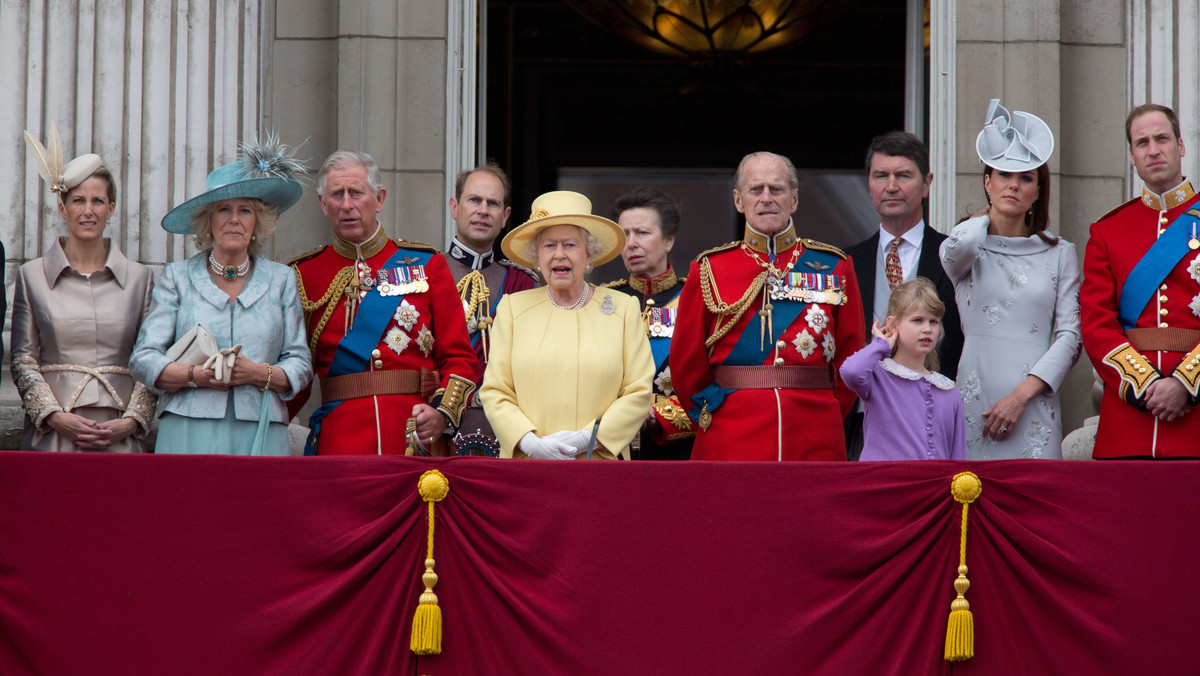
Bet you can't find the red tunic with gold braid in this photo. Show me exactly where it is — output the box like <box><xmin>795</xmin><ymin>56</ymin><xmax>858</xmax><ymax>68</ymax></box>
<box><xmin>1081</xmin><ymin>180</ymin><xmax>1200</xmax><ymax>458</ymax></box>
<box><xmin>288</xmin><ymin>227</ymin><xmax>478</xmax><ymax>455</ymax></box>
<box><xmin>670</xmin><ymin>222</ymin><xmax>864</xmax><ymax>461</ymax></box>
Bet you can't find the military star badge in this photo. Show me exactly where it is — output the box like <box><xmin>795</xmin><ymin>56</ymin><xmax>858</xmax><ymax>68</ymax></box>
<box><xmin>417</xmin><ymin>326</ymin><xmax>435</xmax><ymax>357</ymax></box>
<box><xmin>395</xmin><ymin>300</ymin><xmax>420</xmax><ymax>331</ymax></box>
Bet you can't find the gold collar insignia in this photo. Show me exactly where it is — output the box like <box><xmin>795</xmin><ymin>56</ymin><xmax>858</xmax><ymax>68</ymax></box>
<box><xmin>333</xmin><ymin>225</ymin><xmax>389</xmax><ymax>261</ymax></box>
<box><xmin>630</xmin><ymin>266</ymin><xmax>678</xmax><ymax>295</ymax></box>
<box><xmin>741</xmin><ymin>221</ymin><xmax>798</xmax><ymax>255</ymax></box>
<box><xmin>1141</xmin><ymin>179</ymin><xmax>1196</xmax><ymax>211</ymax></box>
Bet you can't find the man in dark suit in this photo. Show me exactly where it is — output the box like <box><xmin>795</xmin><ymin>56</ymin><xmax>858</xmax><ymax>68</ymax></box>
<box><xmin>843</xmin><ymin>131</ymin><xmax>963</xmax><ymax>460</ymax></box>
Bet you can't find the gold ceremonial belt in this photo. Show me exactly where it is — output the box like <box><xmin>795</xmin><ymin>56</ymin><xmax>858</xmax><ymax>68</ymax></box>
<box><xmin>1126</xmin><ymin>328</ymin><xmax>1200</xmax><ymax>352</ymax></box>
<box><xmin>714</xmin><ymin>364</ymin><xmax>834</xmax><ymax>389</ymax></box>
<box><xmin>321</xmin><ymin>368</ymin><xmax>439</xmax><ymax>404</ymax></box>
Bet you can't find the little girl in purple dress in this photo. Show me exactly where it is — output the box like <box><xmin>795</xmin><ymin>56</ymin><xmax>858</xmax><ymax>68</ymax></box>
<box><xmin>839</xmin><ymin>278</ymin><xmax>965</xmax><ymax>461</ymax></box>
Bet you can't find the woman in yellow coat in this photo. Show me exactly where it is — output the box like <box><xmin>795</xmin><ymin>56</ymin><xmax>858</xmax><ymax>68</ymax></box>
<box><xmin>480</xmin><ymin>191</ymin><xmax>653</xmax><ymax>459</ymax></box>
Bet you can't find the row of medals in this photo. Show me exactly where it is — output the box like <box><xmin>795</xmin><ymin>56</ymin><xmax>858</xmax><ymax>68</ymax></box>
<box><xmin>355</xmin><ymin>260</ymin><xmax>429</xmax><ymax>298</ymax></box>
<box><xmin>767</xmin><ymin>275</ymin><xmax>847</xmax><ymax>306</ymax></box>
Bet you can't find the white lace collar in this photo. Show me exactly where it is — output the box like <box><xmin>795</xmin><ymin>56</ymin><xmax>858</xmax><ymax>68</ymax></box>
<box><xmin>881</xmin><ymin>358</ymin><xmax>955</xmax><ymax>390</ymax></box>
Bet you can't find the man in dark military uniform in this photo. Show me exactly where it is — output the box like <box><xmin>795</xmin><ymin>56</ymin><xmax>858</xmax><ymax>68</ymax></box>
<box><xmin>603</xmin><ymin>186</ymin><xmax>693</xmax><ymax>459</ymax></box>
<box><xmin>288</xmin><ymin>151</ymin><xmax>477</xmax><ymax>455</ymax></box>
<box><xmin>444</xmin><ymin>165</ymin><xmax>537</xmax><ymax>455</ymax></box>
<box><xmin>671</xmin><ymin>152</ymin><xmax>865</xmax><ymax>461</ymax></box>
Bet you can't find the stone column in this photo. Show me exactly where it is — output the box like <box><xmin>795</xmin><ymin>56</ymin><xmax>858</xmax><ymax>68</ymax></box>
<box><xmin>267</xmin><ymin>0</ymin><xmax>456</xmax><ymax>264</ymax></box>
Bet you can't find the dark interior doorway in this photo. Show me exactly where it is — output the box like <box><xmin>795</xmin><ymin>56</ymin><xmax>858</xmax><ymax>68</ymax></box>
<box><xmin>485</xmin><ymin>0</ymin><xmax>910</xmax><ymax>278</ymax></box>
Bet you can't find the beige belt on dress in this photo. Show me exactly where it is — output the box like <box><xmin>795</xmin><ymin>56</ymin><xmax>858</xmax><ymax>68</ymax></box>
<box><xmin>38</xmin><ymin>364</ymin><xmax>131</xmax><ymax>411</ymax></box>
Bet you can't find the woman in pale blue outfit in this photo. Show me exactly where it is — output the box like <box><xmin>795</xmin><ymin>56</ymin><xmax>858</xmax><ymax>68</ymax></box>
<box><xmin>130</xmin><ymin>139</ymin><xmax>312</xmax><ymax>455</ymax></box>
<box><xmin>939</xmin><ymin>100</ymin><xmax>1081</xmax><ymax>460</ymax></box>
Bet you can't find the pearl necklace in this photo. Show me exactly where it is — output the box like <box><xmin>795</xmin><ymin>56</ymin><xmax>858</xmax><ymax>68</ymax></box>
<box><xmin>547</xmin><ymin>285</ymin><xmax>590</xmax><ymax>310</ymax></box>
<box><xmin>209</xmin><ymin>251</ymin><xmax>251</xmax><ymax>280</ymax></box>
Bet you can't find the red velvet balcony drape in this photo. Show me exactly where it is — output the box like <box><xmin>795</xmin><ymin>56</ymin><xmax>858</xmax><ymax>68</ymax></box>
<box><xmin>0</xmin><ymin>453</ymin><xmax>1193</xmax><ymax>675</ymax></box>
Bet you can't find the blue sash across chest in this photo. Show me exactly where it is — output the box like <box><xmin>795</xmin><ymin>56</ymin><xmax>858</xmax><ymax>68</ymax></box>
<box><xmin>724</xmin><ymin>247</ymin><xmax>843</xmax><ymax>365</ymax></box>
<box><xmin>1118</xmin><ymin>208</ymin><xmax>1200</xmax><ymax>329</ymax></box>
<box><xmin>305</xmin><ymin>247</ymin><xmax>434</xmax><ymax>454</ymax></box>
<box><xmin>648</xmin><ymin>294</ymin><xmax>682</xmax><ymax>373</ymax></box>
<box><xmin>688</xmin><ymin>246</ymin><xmax>844</xmax><ymax>421</ymax></box>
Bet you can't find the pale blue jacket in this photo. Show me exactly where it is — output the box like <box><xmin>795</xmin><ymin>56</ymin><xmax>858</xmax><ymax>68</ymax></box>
<box><xmin>130</xmin><ymin>252</ymin><xmax>313</xmax><ymax>424</ymax></box>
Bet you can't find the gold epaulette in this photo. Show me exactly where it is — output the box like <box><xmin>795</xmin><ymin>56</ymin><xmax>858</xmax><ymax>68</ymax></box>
<box><xmin>1172</xmin><ymin>343</ymin><xmax>1200</xmax><ymax>397</ymax></box>
<box><xmin>1102</xmin><ymin>342</ymin><xmax>1160</xmax><ymax>400</ymax></box>
<box><xmin>694</xmin><ymin>240</ymin><xmax>740</xmax><ymax>261</ymax></box>
<box><xmin>288</xmin><ymin>244</ymin><xmax>328</xmax><ymax>267</ymax></box>
<box><xmin>600</xmin><ymin>278</ymin><xmax>628</xmax><ymax>289</ymax></box>
<box><xmin>802</xmin><ymin>239</ymin><xmax>848</xmax><ymax>259</ymax></box>
<box><xmin>1094</xmin><ymin>196</ymin><xmax>1140</xmax><ymax>224</ymax></box>
<box><xmin>394</xmin><ymin>239</ymin><xmax>442</xmax><ymax>254</ymax></box>
<box><xmin>498</xmin><ymin>258</ymin><xmax>539</xmax><ymax>282</ymax></box>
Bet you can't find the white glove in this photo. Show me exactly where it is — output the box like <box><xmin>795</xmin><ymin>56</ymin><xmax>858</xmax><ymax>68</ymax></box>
<box><xmin>544</xmin><ymin>428</ymin><xmax>593</xmax><ymax>456</ymax></box>
<box><xmin>203</xmin><ymin>344</ymin><xmax>242</xmax><ymax>384</ymax></box>
<box><xmin>519</xmin><ymin>432</ymin><xmax>576</xmax><ymax>460</ymax></box>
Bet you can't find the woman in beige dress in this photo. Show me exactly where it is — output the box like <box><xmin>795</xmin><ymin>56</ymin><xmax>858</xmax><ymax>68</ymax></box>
<box><xmin>10</xmin><ymin>129</ymin><xmax>156</xmax><ymax>451</ymax></box>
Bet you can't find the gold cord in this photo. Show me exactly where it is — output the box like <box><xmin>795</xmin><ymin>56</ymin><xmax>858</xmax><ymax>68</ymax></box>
<box><xmin>294</xmin><ymin>264</ymin><xmax>357</xmax><ymax>353</ymax></box>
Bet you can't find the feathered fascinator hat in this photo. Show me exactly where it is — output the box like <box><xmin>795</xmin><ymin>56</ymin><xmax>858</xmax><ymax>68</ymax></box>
<box><xmin>24</xmin><ymin>122</ymin><xmax>104</xmax><ymax>198</ymax></box>
<box><xmin>161</xmin><ymin>133</ymin><xmax>308</xmax><ymax>234</ymax></box>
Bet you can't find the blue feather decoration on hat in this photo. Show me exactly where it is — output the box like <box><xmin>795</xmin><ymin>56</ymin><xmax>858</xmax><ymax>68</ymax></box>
<box><xmin>237</xmin><ymin>132</ymin><xmax>309</xmax><ymax>183</ymax></box>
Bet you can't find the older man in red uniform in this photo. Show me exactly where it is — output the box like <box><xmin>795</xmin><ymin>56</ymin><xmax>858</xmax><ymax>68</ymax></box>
<box><xmin>288</xmin><ymin>151</ymin><xmax>477</xmax><ymax>455</ymax></box>
<box><xmin>671</xmin><ymin>151</ymin><xmax>865</xmax><ymax>461</ymax></box>
<box><xmin>1081</xmin><ymin>103</ymin><xmax>1200</xmax><ymax>458</ymax></box>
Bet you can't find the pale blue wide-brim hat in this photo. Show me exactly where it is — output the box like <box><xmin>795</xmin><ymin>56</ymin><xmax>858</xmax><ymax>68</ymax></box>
<box><xmin>162</xmin><ymin>136</ymin><xmax>307</xmax><ymax>234</ymax></box>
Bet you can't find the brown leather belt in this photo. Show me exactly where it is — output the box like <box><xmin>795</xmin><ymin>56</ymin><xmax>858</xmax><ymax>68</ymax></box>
<box><xmin>1126</xmin><ymin>328</ymin><xmax>1200</xmax><ymax>353</ymax></box>
<box><xmin>714</xmin><ymin>364</ymin><xmax>834</xmax><ymax>390</ymax></box>
<box><xmin>321</xmin><ymin>368</ymin><xmax>439</xmax><ymax>404</ymax></box>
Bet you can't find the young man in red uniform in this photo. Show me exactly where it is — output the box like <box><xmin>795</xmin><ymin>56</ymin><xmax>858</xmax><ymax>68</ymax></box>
<box><xmin>1081</xmin><ymin>104</ymin><xmax>1200</xmax><ymax>458</ymax></box>
<box><xmin>670</xmin><ymin>152</ymin><xmax>865</xmax><ymax>461</ymax></box>
<box><xmin>288</xmin><ymin>151</ymin><xmax>477</xmax><ymax>455</ymax></box>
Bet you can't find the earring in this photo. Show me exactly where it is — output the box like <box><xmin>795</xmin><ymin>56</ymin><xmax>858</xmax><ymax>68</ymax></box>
<box><xmin>586</xmin><ymin>262</ymin><xmax>593</xmax><ymax>272</ymax></box>
<box><xmin>251</xmin><ymin>234</ymin><xmax>257</xmax><ymax>241</ymax></box>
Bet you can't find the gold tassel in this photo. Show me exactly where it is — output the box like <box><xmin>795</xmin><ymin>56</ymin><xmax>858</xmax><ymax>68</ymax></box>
<box><xmin>410</xmin><ymin>469</ymin><xmax>450</xmax><ymax>655</ymax></box>
<box><xmin>944</xmin><ymin>471</ymin><xmax>982</xmax><ymax>662</ymax></box>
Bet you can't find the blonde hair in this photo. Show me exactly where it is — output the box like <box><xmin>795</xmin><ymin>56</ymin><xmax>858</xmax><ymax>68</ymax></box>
<box><xmin>885</xmin><ymin>277</ymin><xmax>945</xmax><ymax>372</ymax></box>
<box><xmin>191</xmin><ymin>198</ymin><xmax>279</xmax><ymax>256</ymax></box>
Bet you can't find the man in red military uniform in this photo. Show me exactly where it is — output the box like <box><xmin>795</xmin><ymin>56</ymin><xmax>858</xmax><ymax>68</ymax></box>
<box><xmin>288</xmin><ymin>151</ymin><xmax>477</xmax><ymax>455</ymax></box>
<box><xmin>1081</xmin><ymin>103</ymin><xmax>1200</xmax><ymax>458</ymax></box>
<box><xmin>671</xmin><ymin>152</ymin><xmax>865</xmax><ymax>461</ymax></box>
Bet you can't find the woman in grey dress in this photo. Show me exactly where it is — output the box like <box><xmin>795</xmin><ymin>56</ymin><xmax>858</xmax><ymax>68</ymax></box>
<box><xmin>11</xmin><ymin>129</ymin><xmax>156</xmax><ymax>451</ymax></box>
<box><xmin>939</xmin><ymin>99</ymin><xmax>1082</xmax><ymax>459</ymax></box>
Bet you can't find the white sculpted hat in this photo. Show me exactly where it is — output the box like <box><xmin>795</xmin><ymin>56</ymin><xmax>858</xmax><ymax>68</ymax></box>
<box><xmin>975</xmin><ymin>98</ymin><xmax>1054</xmax><ymax>172</ymax></box>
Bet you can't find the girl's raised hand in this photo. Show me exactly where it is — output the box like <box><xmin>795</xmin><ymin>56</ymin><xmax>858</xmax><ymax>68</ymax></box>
<box><xmin>871</xmin><ymin>320</ymin><xmax>897</xmax><ymax>350</ymax></box>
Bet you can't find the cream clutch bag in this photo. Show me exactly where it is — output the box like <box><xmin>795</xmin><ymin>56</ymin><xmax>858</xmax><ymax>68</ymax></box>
<box><xmin>166</xmin><ymin>324</ymin><xmax>218</xmax><ymax>366</ymax></box>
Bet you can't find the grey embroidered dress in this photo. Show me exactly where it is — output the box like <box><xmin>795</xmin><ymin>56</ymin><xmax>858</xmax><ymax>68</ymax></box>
<box><xmin>939</xmin><ymin>215</ymin><xmax>1082</xmax><ymax>459</ymax></box>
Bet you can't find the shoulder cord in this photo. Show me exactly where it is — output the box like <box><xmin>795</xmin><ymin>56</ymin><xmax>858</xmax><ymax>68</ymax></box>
<box><xmin>294</xmin><ymin>264</ymin><xmax>357</xmax><ymax>353</ymax></box>
<box><xmin>699</xmin><ymin>256</ymin><xmax>768</xmax><ymax>349</ymax></box>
